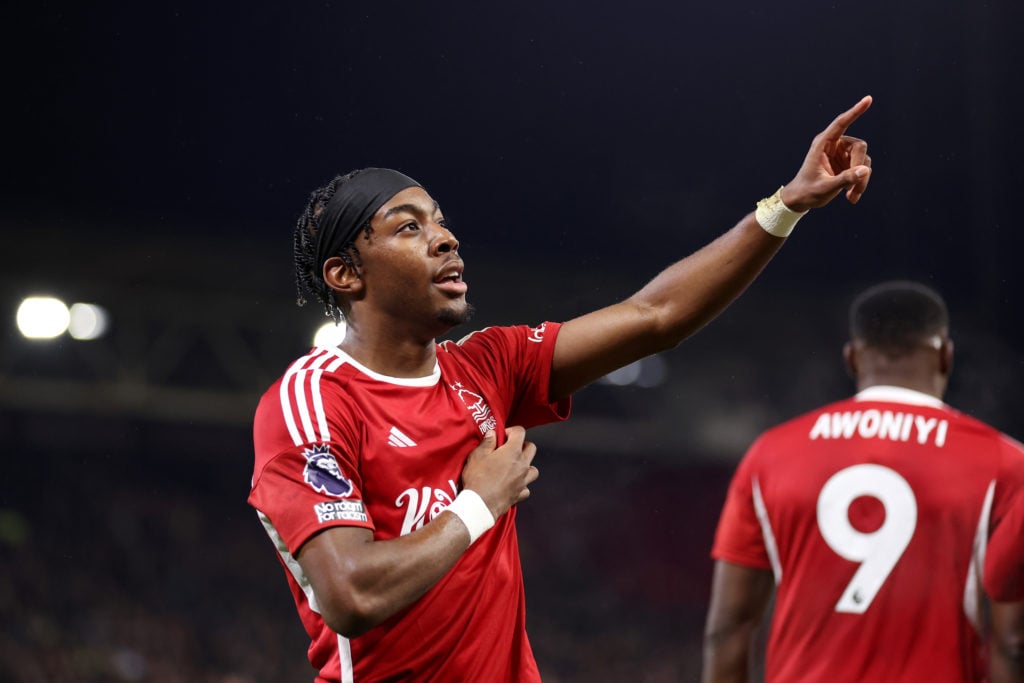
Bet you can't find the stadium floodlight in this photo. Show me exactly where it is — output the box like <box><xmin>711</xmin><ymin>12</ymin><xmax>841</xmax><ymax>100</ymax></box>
<box><xmin>313</xmin><ymin>321</ymin><xmax>347</xmax><ymax>348</ymax></box>
<box><xmin>16</xmin><ymin>296</ymin><xmax>70</xmax><ymax>339</ymax></box>
<box><xmin>68</xmin><ymin>303</ymin><xmax>110</xmax><ymax>340</ymax></box>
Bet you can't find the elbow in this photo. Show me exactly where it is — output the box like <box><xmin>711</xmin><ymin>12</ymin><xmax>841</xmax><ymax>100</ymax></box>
<box><xmin>314</xmin><ymin>581</ymin><xmax>390</xmax><ymax>639</ymax></box>
<box><xmin>638</xmin><ymin>298</ymin><xmax>702</xmax><ymax>353</ymax></box>
<box><xmin>703</xmin><ymin>622</ymin><xmax>736</xmax><ymax>652</ymax></box>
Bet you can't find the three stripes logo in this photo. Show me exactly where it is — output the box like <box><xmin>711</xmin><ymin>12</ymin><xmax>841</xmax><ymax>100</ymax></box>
<box><xmin>388</xmin><ymin>426</ymin><xmax>417</xmax><ymax>448</ymax></box>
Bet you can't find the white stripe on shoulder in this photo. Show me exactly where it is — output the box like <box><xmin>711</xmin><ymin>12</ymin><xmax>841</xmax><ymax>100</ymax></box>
<box><xmin>310</xmin><ymin>368</ymin><xmax>330</xmax><ymax>442</ymax></box>
<box><xmin>280</xmin><ymin>349</ymin><xmax>331</xmax><ymax>447</ymax></box>
<box><xmin>294</xmin><ymin>351</ymin><xmax>336</xmax><ymax>444</ymax></box>
<box><xmin>293</xmin><ymin>369</ymin><xmax>317</xmax><ymax>443</ymax></box>
<box><xmin>752</xmin><ymin>476</ymin><xmax>783</xmax><ymax>584</ymax></box>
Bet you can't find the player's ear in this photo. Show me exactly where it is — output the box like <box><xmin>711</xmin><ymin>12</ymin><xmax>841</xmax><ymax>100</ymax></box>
<box><xmin>843</xmin><ymin>341</ymin><xmax>858</xmax><ymax>379</ymax></box>
<box><xmin>939</xmin><ymin>337</ymin><xmax>954</xmax><ymax>377</ymax></box>
<box><xmin>323</xmin><ymin>255</ymin><xmax>363</xmax><ymax>296</ymax></box>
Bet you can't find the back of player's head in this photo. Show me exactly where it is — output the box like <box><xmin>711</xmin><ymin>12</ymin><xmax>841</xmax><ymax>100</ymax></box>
<box><xmin>849</xmin><ymin>280</ymin><xmax>949</xmax><ymax>354</ymax></box>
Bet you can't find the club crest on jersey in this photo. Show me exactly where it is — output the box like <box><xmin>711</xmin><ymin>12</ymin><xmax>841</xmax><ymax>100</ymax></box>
<box><xmin>450</xmin><ymin>381</ymin><xmax>497</xmax><ymax>434</ymax></box>
<box><xmin>302</xmin><ymin>444</ymin><xmax>353</xmax><ymax>498</ymax></box>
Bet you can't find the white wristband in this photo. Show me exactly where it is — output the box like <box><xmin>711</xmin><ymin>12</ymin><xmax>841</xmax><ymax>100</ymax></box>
<box><xmin>755</xmin><ymin>186</ymin><xmax>807</xmax><ymax>238</ymax></box>
<box><xmin>446</xmin><ymin>490</ymin><xmax>495</xmax><ymax>545</ymax></box>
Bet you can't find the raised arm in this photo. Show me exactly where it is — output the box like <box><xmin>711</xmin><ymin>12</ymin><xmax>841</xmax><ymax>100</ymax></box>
<box><xmin>549</xmin><ymin>96</ymin><xmax>873</xmax><ymax>400</ymax></box>
<box><xmin>702</xmin><ymin>560</ymin><xmax>775</xmax><ymax>683</ymax></box>
<box><xmin>295</xmin><ymin>427</ymin><xmax>538</xmax><ymax>637</ymax></box>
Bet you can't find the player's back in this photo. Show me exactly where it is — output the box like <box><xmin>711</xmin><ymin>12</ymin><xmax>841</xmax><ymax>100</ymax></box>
<box><xmin>736</xmin><ymin>386</ymin><xmax>1018</xmax><ymax>682</ymax></box>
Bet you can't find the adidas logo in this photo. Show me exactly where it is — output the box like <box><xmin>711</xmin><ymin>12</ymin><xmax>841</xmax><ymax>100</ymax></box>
<box><xmin>388</xmin><ymin>426</ymin><xmax>417</xmax><ymax>448</ymax></box>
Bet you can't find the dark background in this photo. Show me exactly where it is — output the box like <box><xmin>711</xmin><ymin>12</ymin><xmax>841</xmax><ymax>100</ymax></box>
<box><xmin>2</xmin><ymin>0</ymin><xmax>1023</xmax><ymax>681</ymax></box>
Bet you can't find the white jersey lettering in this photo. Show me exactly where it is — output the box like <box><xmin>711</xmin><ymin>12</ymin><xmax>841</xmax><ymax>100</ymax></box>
<box><xmin>809</xmin><ymin>410</ymin><xmax>949</xmax><ymax>448</ymax></box>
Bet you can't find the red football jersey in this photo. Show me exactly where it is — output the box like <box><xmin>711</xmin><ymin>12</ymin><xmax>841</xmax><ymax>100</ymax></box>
<box><xmin>713</xmin><ymin>386</ymin><xmax>1024</xmax><ymax>682</ymax></box>
<box><xmin>985</xmin><ymin>483</ymin><xmax>1024</xmax><ymax>601</ymax></box>
<box><xmin>249</xmin><ymin>323</ymin><xmax>570</xmax><ymax>683</ymax></box>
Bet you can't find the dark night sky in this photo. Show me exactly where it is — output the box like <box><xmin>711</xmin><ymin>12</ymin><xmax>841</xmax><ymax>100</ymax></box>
<box><xmin>5</xmin><ymin>0</ymin><xmax>1022</xmax><ymax>256</ymax></box>
<box><xmin>3</xmin><ymin>0</ymin><xmax>1023</xmax><ymax>412</ymax></box>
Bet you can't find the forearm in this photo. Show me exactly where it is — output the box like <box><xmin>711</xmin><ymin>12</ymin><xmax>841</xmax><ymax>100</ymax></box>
<box><xmin>702</xmin><ymin>629</ymin><xmax>755</xmax><ymax>683</ymax></box>
<box><xmin>629</xmin><ymin>212</ymin><xmax>784</xmax><ymax>352</ymax></box>
<box><xmin>300</xmin><ymin>429</ymin><xmax>529</xmax><ymax>638</ymax></box>
<box><xmin>300</xmin><ymin>510</ymin><xmax>476</xmax><ymax>638</ymax></box>
<box><xmin>702</xmin><ymin>561</ymin><xmax>774</xmax><ymax>683</ymax></box>
<box><xmin>549</xmin><ymin>212</ymin><xmax>785</xmax><ymax>399</ymax></box>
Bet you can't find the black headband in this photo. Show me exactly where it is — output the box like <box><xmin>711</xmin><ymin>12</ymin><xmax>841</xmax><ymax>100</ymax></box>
<box><xmin>314</xmin><ymin>168</ymin><xmax>422</xmax><ymax>271</ymax></box>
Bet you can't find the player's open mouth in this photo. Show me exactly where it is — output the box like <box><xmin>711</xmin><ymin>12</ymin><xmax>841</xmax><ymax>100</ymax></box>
<box><xmin>434</xmin><ymin>264</ymin><xmax>468</xmax><ymax>295</ymax></box>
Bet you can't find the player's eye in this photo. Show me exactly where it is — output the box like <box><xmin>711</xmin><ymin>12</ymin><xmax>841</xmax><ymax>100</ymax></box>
<box><xmin>398</xmin><ymin>221</ymin><xmax>420</xmax><ymax>233</ymax></box>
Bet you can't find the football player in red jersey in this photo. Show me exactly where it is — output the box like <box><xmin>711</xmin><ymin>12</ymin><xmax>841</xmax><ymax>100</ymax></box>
<box><xmin>703</xmin><ymin>280</ymin><xmax>1024</xmax><ymax>683</ymax></box>
<box><xmin>250</xmin><ymin>96</ymin><xmax>874</xmax><ymax>682</ymax></box>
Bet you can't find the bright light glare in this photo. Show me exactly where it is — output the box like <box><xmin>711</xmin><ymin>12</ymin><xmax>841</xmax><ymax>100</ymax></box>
<box><xmin>314</xmin><ymin>321</ymin><xmax>347</xmax><ymax>348</ymax></box>
<box><xmin>600</xmin><ymin>356</ymin><xmax>668</xmax><ymax>388</ymax></box>
<box><xmin>635</xmin><ymin>354</ymin><xmax>667</xmax><ymax>388</ymax></box>
<box><xmin>603</xmin><ymin>360</ymin><xmax>642</xmax><ymax>386</ymax></box>
<box><xmin>16</xmin><ymin>297</ymin><xmax>70</xmax><ymax>339</ymax></box>
<box><xmin>68</xmin><ymin>303</ymin><xmax>110</xmax><ymax>340</ymax></box>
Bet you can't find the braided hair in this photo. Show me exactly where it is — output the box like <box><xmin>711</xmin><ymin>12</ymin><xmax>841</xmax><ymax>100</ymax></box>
<box><xmin>292</xmin><ymin>170</ymin><xmax>374</xmax><ymax>324</ymax></box>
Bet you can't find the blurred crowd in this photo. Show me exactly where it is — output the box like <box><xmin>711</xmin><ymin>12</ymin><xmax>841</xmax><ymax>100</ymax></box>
<box><xmin>0</xmin><ymin>419</ymin><xmax>729</xmax><ymax>683</ymax></box>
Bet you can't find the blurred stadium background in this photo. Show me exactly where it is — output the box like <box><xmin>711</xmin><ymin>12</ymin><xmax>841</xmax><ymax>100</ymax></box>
<box><xmin>3</xmin><ymin>1</ymin><xmax>1023</xmax><ymax>681</ymax></box>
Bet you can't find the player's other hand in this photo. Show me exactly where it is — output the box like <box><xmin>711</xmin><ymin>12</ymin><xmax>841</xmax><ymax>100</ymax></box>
<box><xmin>781</xmin><ymin>95</ymin><xmax>873</xmax><ymax>212</ymax></box>
<box><xmin>462</xmin><ymin>426</ymin><xmax>539</xmax><ymax>520</ymax></box>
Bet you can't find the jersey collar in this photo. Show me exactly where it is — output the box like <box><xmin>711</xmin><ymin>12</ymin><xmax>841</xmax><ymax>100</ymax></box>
<box><xmin>317</xmin><ymin>345</ymin><xmax>441</xmax><ymax>387</ymax></box>
<box><xmin>854</xmin><ymin>385</ymin><xmax>946</xmax><ymax>409</ymax></box>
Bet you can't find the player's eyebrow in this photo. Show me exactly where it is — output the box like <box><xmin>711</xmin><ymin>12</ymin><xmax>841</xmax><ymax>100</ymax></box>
<box><xmin>382</xmin><ymin>200</ymin><xmax>441</xmax><ymax>221</ymax></box>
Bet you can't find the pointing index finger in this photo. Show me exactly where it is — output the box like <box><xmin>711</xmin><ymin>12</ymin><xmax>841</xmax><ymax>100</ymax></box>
<box><xmin>822</xmin><ymin>95</ymin><xmax>873</xmax><ymax>140</ymax></box>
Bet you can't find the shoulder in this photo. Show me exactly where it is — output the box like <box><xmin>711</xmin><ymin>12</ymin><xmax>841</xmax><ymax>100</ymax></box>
<box><xmin>438</xmin><ymin>323</ymin><xmax>562</xmax><ymax>363</ymax></box>
<box><xmin>254</xmin><ymin>347</ymin><xmax>361</xmax><ymax>445</ymax></box>
<box><xmin>442</xmin><ymin>322</ymin><xmax>559</xmax><ymax>349</ymax></box>
<box><xmin>941</xmin><ymin>407</ymin><xmax>1024</xmax><ymax>456</ymax></box>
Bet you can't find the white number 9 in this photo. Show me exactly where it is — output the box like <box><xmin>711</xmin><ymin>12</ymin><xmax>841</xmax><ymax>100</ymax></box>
<box><xmin>816</xmin><ymin>464</ymin><xmax>917</xmax><ymax>614</ymax></box>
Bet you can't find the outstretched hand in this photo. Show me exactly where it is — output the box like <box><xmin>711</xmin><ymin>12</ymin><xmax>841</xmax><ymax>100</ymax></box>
<box><xmin>781</xmin><ymin>95</ymin><xmax>873</xmax><ymax>213</ymax></box>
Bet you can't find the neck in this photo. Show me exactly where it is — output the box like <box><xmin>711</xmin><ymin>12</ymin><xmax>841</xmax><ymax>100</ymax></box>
<box><xmin>856</xmin><ymin>371</ymin><xmax>945</xmax><ymax>400</ymax></box>
<box><xmin>338</xmin><ymin>324</ymin><xmax>440</xmax><ymax>378</ymax></box>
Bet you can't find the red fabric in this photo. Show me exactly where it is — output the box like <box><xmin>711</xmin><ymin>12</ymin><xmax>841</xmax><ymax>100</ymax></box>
<box><xmin>985</xmin><ymin>469</ymin><xmax>1024</xmax><ymax>601</ymax></box>
<box><xmin>713</xmin><ymin>389</ymin><xmax>1024</xmax><ymax>683</ymax></box>
<box><xmin>250</xmin><ymin>323</ymin><xmax>569</xmax><ymax>682</ymax></box>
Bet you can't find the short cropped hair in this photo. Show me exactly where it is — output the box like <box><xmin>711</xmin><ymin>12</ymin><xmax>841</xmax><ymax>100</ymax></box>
<box><xmin>849</xmin><ymin>280</ymin><xmax>949</xmax><ymax>354</ymax></box>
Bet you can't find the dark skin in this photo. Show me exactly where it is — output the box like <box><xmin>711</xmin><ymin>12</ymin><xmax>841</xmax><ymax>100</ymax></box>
<box><xmin>703</xmin><ymin>561</ymin><xmax>775</xmax><ymax>683</ymax></box>
<box><xmin>702</xmin><ymin>330</ymin><xmax>1024</xmax><ymax>682</ymax></box>
<box><xmin>299</xmin><ymin>96</ymin><xmax>874</xmax><ymax>639</ymax></box>
<box><xmin>992</xmin><ymin>602</ymin><xmax>1024</xmax><ymax>683</ymax></box>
